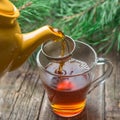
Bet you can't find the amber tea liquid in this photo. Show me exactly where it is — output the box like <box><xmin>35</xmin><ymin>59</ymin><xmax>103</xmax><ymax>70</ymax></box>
<box><xmin>43</xmin><ymin>59</ymin><xmax>91</xmax><ymax>117</ymax></box>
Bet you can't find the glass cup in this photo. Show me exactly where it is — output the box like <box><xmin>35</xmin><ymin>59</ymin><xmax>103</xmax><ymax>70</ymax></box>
<box><xmin>36</xmin><ymin>36</ymin><xmax>113</xmax><ymax>117</ymax></box>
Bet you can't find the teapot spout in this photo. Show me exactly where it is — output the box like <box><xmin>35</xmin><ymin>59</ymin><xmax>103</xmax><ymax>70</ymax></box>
<box><xmin>10</xmin><ymin>25</ymin><xmax>64</xmax><ymax>71</ymax></box>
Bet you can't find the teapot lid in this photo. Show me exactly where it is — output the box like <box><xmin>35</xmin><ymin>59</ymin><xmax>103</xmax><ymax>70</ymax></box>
<box><xmin>0</xmin><ymin>0</ymin><xmax>19</xmax><ymax>18</ymax></box>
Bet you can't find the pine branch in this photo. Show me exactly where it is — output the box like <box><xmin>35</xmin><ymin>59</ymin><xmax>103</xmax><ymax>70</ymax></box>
<box><xmin>63</xmin><ymin>0</ymin><xmax>105</xmax><ymax>21</ymax></box>
<box><xmin>57</xmin><ymin>0</ymin><xmax>120</xmax><ymax>54</ymax></box>
<box><xmin>10</xmin><ymin>0</ymin><xmax>120</xmax><ymax>64</ymax></box>
<box><xmin>18</xmin><ymin>2</ymin><xmax>32</xmax><ymax>11</ymax></box>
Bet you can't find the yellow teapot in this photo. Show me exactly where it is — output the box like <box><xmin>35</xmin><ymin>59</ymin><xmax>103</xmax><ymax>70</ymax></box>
<box><xmin>0</xmin><ymin>0</ymin><xmax>63</xmax><ymax>77</ymax></box>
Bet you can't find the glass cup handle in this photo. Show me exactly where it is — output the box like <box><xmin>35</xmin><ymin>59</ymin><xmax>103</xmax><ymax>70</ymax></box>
<box><xmin>88</xmin><ymin>57</ymin><xmax>113</xmax><ymax>94</ymax></box>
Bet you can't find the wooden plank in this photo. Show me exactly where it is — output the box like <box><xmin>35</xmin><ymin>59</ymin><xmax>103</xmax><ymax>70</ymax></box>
<box><xmin>87</xmin><ymin>85</ymin><xmax>105</xmax><ymax>120</ymax></box>
<box><xmin>0</xmin><ymin>62</ymin><xmax>45</xmax><ymax>120</ymax></box>
<box><xmin>0</xmin><ymin>62</ymin><xmax>30</xmax><ymax>120</ymax></box>
<box><xmin>105</xmin><ymin>51</ymin><xmax>120</xmax><ymax>120</ymax></box>
<box><xmin>87</xmin><ymin>61</ymin><xmax>105</xmax><ymax>120</ymax></box>
<box><xmin>0</xmin><ymin>51</ymin><xmax>119</xmax><ymax>120</ymax></box>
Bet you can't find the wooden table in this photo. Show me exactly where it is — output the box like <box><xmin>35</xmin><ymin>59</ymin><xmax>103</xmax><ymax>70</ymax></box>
<box><xmin>0</xmin><ymin>51</ymin><xmax>120</xmax><ymax>120</ymax></box>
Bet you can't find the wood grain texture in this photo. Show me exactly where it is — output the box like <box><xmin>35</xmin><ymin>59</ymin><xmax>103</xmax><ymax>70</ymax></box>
<box><xmin>0</xmin><ymin>51</ymin><xmax>119</xmax><ymax>120</ymax></box>
<box><xmin>0</xmin><ymin>63</ymin><xmax>44</xmax><ymax>120</ymax></box>
<box><xmin>105</xmin><ymin>52</ymin><xmax>120</xmax><ymax>120</ymax></box>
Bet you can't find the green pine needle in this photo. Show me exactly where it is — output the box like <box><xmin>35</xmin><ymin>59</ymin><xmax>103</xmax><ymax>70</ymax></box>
<box><xmin>11</xmin><ymin>0</ymin><xmax>120</xmax><ymax>64</ymax></box>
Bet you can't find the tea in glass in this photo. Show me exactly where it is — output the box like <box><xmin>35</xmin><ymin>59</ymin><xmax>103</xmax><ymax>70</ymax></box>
<box><xmin>42</xmin><ymin>58</ymin><xmax>91</xmax><ymax>117</ymax></box>
<box><xmin>36</xmin><ymin>36</ymin><xmax>113</xmax><ymax>117</ymax></box>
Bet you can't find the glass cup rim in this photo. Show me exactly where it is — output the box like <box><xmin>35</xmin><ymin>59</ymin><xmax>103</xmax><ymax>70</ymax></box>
<box><xmin>36</xmin><ymin>39</ymin><xmax>98</xmax><ymax>77</ymax></box>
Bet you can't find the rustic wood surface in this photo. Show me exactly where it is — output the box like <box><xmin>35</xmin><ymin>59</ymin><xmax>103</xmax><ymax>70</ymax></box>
<box><xmin>0</xmin><ymin>52</ymin><xmax>120</xmax><ymax>120</ymax></box>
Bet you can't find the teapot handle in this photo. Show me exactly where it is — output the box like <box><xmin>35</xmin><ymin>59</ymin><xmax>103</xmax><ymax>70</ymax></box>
<box><xmin>88</xmin><ymin>58</ymin><xmax>113</xmax><ymax>94</ymax></box>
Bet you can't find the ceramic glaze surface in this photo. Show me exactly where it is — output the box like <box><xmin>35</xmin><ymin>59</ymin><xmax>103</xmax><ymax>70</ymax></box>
<box><xmin>0</xmin><ymin>0</ymin><xmax>63</xmax><ymax>76</ymax></box>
